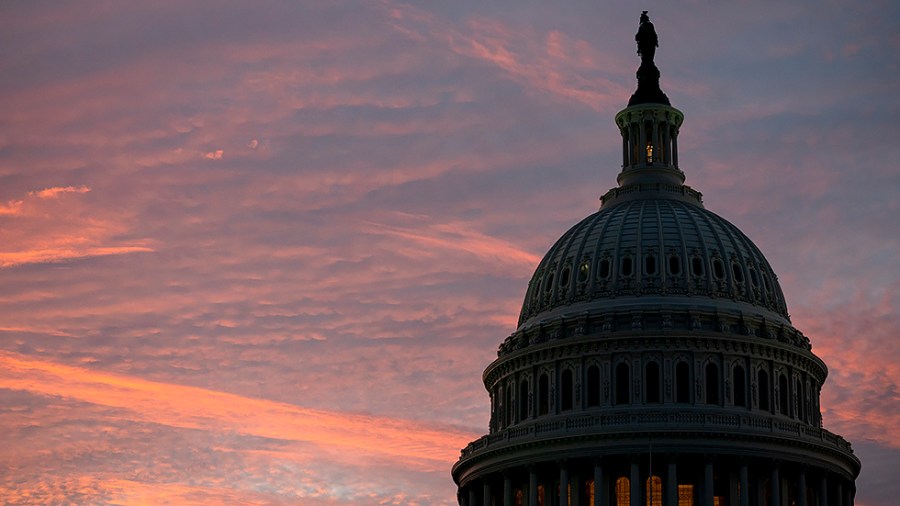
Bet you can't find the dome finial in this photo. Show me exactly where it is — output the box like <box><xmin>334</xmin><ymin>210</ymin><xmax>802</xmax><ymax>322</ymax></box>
<box><xmin>629</xmin><ymin>11</ymin><xmax>670</xmax><ymax>106</ymax></box>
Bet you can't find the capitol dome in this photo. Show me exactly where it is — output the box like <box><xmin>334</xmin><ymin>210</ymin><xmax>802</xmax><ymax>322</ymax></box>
<box><xmin>453</xmin><ymin>12</ymin><xmax>858</xmax><ymax>506</ymax></box>
<box><xmin>517</xmin><ymin>196</ymin><xmax>790</xmax><ymax>333</ymax></box>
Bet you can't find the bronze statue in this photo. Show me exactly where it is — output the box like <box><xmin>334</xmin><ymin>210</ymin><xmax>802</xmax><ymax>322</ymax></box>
<box><xmin>628</xmin><ymin>11</ymin><xmax>669</xmax><ymax>106</ymax></box>
<box><xmin>635</xmin><ymin>11</ymin><xmax>658</xmax><ymax>65</ymax></box>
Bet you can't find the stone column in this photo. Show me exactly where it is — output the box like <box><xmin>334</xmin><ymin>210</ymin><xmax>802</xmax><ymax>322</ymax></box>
<box><xmin>770</xmin><ymin>464</ymin><xmax>780</xmax><ymax>506</ymax></box>
<box><xmin>819</xmin><ymin>475</ymin><xmax>829</xmax><ymax>506</ymax></box>
<box><xmin>739</xmin><ymin>460</ymin><xmax>749</xmax><ymax>506</ymax></box>
<box><xmin>631</xmin><ymin>458</ymin><xmax>641</xmax><ymax>506</ymax></box>
<box><xmin>639</xmin><ymin>120</ymin><xmax>648</xmax><ymax>165</ymax></box>
<box><xmin>483</xmin><ymin>479</ymin><xmax>492</xmax><ymax>506</ymax></box>
<box><xmin>469</xmin><ymin>486</ymin><xmax>478</xmax><ymax>506</ymax></box>
<box><xmin>504</xmin><ymin>472</ymin><xmax>513</xmax><ymax>506</ymax></box>
<box><xmin>560</xmin><ymin>464</ymin><xmax>570</xmax><ymax>506</ymax></box>
<box><xmin>703</xmin><ymin>459</ymin><xmax>714</xmax><ymax>506</ymax></box>
<box><xmin>798</xmin><ymin>468</ymin><xmax>807</xmax><ymax>506</ymax></box>
<box><xmin>459</xmin><ymin>488</ymin><xmax>467</xmax><ymax>506</ymax></box>
<box><xmin>667</xmin><ymin>457</ymin><xmax>678</xmax><ymax>506</ymax></box>
<box><xmin>529</xmin><ymin>466</ymin><xmax>538</xmax><ymax>506</ymax></box>
<box><xmin>671</xmin><ymin>129</ymin><xmax>679</xmax><ymax>168</ymax></box>
<box><xmin>835</xmin><ymin>480</ymin><xmax>843</xmax><ymax>506</ymax></box>
<box><xmin>593</xmin><ymin>459</ymin><xmax>604</xmax><ymax>506</ymax></box>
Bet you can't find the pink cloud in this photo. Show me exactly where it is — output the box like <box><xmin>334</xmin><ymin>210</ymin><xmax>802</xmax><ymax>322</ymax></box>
<box><xmin>28</xmin><ymin>185</ymin><xmax>91</xmax><ymax>199</ymax></box>
<box><xmin>0</xmin><ymin>350</ymin><xmax>476</xmax><ymax>468</ymax></box>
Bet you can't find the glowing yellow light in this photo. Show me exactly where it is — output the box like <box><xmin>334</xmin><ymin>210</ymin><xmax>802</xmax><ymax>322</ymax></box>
<box><xmin>646</xmin><ymin>143</ymin><xmax>654</xmax><ymax>163</ymax></box>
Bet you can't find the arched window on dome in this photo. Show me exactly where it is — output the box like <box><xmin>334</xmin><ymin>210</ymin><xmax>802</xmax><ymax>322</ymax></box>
<box><xmin>733</xmin><ymin>365</ymin><xmax>747</xmax><ymax>407</ymax></box>
<box><xmin>587</xmin><ymin>365</ymin><xmax>601</xmax><ymax>407</ymax></box>
<box><xmin>705</xmin><ymin>363</ymin><xmax>720</xmax><ymax>405</ymax></box>
<box><xmin>538</xmin><ymin>373</ymin><xmax>550</xmax><ymax>416</ymax></box>
<box><xmin>668</xmin><ymin>255</ymin><xmax>681</xmax><ymax>275</ymax></box>
<box><xmin>621</xmin><ymin>256</ymin><xmax>634</xmax><ymax>277</ymax></box>
<box><xmin>616</xmin><ymin>477</ymin><xmax>630</xmax><ymax>506</ymax></box>
<box><xmin>758</xmin><ymin>369</ymin><xmax>770</xmax><ymax>411</ymax></box>
<box><xmin>561</xmin><ymin>264</ymin><xmax>572</xmax><ymax>287</ymax></box>
<box><xmin>731</xmin><ymin>261</ymin><xmax>744</xmax><ymax>284</ymax></box>
<box><xmin>505</xmin><ymin>383</ymin><xmax>513</xmax><ymax>427</ymax></box>
<box><xmin>712</xmin><ymin>258</ymin><xmax>725</xmax><ymax>280</ymax></box>
<box><xmin>645</xmin><ymin>361</ymin><xmax>661</xmax><ymax>403</ymax></box>
<box><xmin>676</xmin><ymin>361</ymin><xmax>691</xmax><ymax>403</ymax></box>
<box><xmin>615</xmin><ymin>362</ymin><xmax>630</xmax><ymax>405</ymax></box>
<box><xmin>762</xmin><ymin>271</ymin><xmax>772</xmax><ymax>294</ymax></box>
<box><xmin>806</xmin><ymin>382</ymin><xmax>815</xmax><ymax>424</ymax></box>
<box><xmin>491</xmin><ymin>385</ymin><xmax>499</xmax><ymax>432</ymax></box>
<box><xmin>778</xmin><ymin>373</ymin><xmax>789</xmax><ymax>415</ymax></box>
<box><xmin>497</xmin><ymin>385</ymin><xmax>506</xmax><ymax>428</ymax></box>
<box><xmin>599</xmin><ymin>258</ymin><xmax>611</xmax><ymax>280</ymax></box>
<box><xmin>519</xmin><ymin>378</ymin><xmax>529</xmax><ymax>421</ymax></box>
<box><xmin>561</xmin><ymin>369</ymin><xmax>574</xmax><ymax>411</ymax></box>
<box><xmin>645</xmin><ymin>254</ymin><xmax>657</xmax><ymax>276</ymax></box>
<box><xmin>691</xmin><ymin>256</ymin><xmax>704</xmax><ymax>277</ymax></box>
<box><xmin>578</xmin><ymin>260</ymin><xmax>590</xmax><ymax>283</ymax></box>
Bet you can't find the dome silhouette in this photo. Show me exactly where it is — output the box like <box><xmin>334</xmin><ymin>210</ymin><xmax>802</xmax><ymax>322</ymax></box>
<box><xmin>452</xmin><ymin>12</ymin><xmax>859</xmax><ymax>506</ymax></box>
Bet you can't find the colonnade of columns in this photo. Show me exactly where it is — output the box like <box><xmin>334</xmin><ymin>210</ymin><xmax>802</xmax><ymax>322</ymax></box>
<box><xmin>615</xmin><ymin>106</ymin><xmax>682</xmax><ymax>172</ymax></box>
<box><xmin>457</xmin><ymin>455</ymin><xmax>854</xmax><ymax>506</ymax></box>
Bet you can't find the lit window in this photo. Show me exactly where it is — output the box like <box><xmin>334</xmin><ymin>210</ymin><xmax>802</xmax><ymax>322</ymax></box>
<box><xmin>646</xmin><ymin>476</ymin><xmax>662</xmax><ymax>506</ymax></box>
<box><xmin>678</xmin><ymin>484</ymin><xmax>694</xmax><ymax>506</ymax></box>
<box><xmin>579</xmin><ymin>261</ymin><xmax>590</xmax><ymax>282</ymax></box>
<box><xmin>616</xmin><ymin>477</ymin><xmax>630</xmax><ymax>506</ymax></box>
<box><xmin>646</xmin><ymin>142</ymin><xmax>654</xmax><ymax>163</ymax></box>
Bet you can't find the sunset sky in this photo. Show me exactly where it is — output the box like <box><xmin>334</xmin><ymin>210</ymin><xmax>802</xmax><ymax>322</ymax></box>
<box><xmin>1</xmin><ymin>2</ymin><xmax>898</xmax><ymax>505</ymax></box>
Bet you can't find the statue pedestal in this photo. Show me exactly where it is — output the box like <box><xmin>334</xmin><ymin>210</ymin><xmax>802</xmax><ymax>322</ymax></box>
<box><xmin>629</xmin><ymin>62</ymin><xmax>670</xmax><ymax>106</ymax></box>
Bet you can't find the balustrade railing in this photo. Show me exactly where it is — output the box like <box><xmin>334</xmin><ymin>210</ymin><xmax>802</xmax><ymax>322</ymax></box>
<box><xmin>460</xmin><ymin>409</ymin><xmax>853</xmax><ymax>459</ymax></box>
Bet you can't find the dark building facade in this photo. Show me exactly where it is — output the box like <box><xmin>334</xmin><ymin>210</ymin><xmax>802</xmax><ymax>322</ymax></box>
<box><xmin>451</xmin><ymin>13</ymin><xmax>860</xmax><ymax>506</ymax></box>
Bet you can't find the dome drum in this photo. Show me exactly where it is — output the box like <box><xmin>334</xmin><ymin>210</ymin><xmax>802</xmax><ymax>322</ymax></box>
<box><xmin>482</xmin><ymin>335</ymin><xmax>829</xmax><ymax>433</ymax></box>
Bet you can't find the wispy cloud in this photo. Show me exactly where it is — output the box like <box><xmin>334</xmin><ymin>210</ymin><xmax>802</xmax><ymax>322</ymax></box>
<box><xmin>29</xmin><ymin>185</ymin><xmax>91</xmax><ymax>199</ymax></box>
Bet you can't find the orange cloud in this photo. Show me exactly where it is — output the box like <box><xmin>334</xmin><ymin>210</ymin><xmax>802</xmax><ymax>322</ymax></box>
<box><xmin>0</xmin><ymin>351</ymin><xmax>476</xmax><ymax>471</ymax></box>
<box><xmin>0</xmin><ymin>186</ymin><xmax>152</xmax><ymax>268</ymax></box>
<box><xmin>29</xmin><ymin>185</ymin><xmax>91</xmax><ymax>199</ymax></box>
<box><xmin>0</xmin><ymin>199</ymin><xmax>24</xmax><ymax>216</ymax></box>
<box><xmin>0</xmin><ymin>244</ymin><xmax>154</xmax><ymax>268</ymax></box>
<box><xmin>367</xmin><ymin>217</ymin><xmax>542</xmax><ymax>271</ymax></box>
